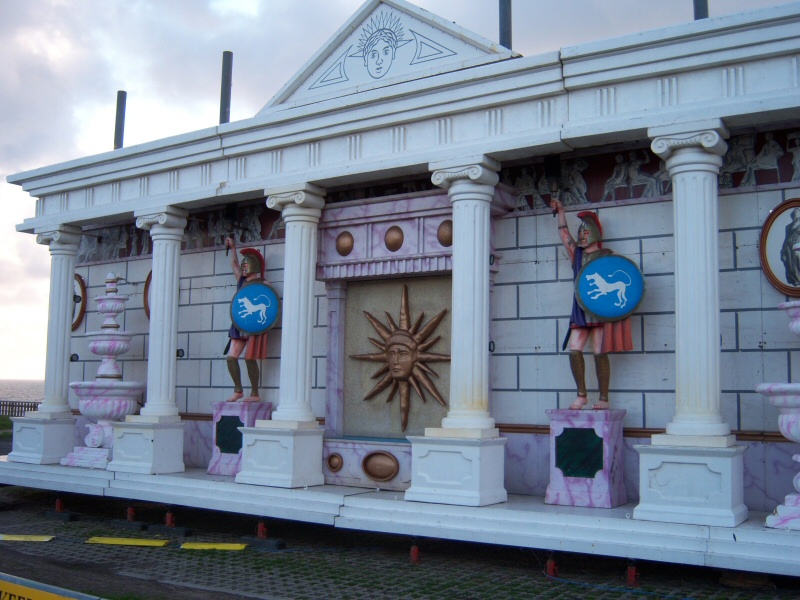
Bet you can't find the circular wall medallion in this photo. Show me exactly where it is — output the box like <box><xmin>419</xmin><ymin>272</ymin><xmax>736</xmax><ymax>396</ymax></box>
<box><xmin>362</xmin><ymin>451</ymin><xmax>400</xmax><ymax>482</ymax></box>
<box><xmin>72</xmin><ymin>274</ymin><xmax>87</xmax><ymax>332</ymax></box>
<box><xmin>384</xmin><ymin>226</ymin><xmax>404</xmax><ymax>252</ymax></box>
<box><xmin>437</xmin><ymin>219</ymin><xmax>453</xmax><ymax>247</ymax></box>
<box><xmin>335</xmin><ymin>231</ymin><xmax>354</xmax><ymax>256</ymax></box>
<box><xmin>327</xmin><ymin>453</ymin><xmax>344</xmax><ymax>473</ymax></box>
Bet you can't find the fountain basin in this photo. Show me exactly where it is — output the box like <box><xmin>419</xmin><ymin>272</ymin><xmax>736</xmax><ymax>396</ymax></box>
<box><xmin>71</xmin><ymin>381</ymin><xmax>144</xmax><ymax>421</ymax></box>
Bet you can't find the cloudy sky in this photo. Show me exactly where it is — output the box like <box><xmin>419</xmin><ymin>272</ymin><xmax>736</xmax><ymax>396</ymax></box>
<box><xmin>0</xmin><ymin>0</ymin><xmax>793</xmax><ymax>381</ymax></box>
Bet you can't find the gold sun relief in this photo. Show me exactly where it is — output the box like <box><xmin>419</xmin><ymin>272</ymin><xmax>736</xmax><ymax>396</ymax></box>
<box><xmin>350</xmin><ymin>285</ymin><xmax>450</xmax><ymax>431</ymax></box>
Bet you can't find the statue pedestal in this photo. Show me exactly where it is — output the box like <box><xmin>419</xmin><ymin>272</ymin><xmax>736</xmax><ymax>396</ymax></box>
<box><xmin>235</xmin><ymin>421</ymin><xmax>324</xmax><ymax>488</ymax></box>
<box><xmin>404</xmin><ymin>429</ymin><xmax>508</xmax><ymax>507</ymax></box>
<box><xmin>634</xmin><ymin>444</ymin><xmax>747</xmax><ymax>526</ymax></box>
<box><xmin>545</xmin><ymin>409</ymin><xmax>627</xmax><ymax>508</ymax></box>
<box><xmin>766</xmin><ymin>493</ymin><xmax>800</xmax><ymax>530</ymax></box>
<box><xmin>208</xmin><ymin>401</ymin><xmax>273</xmax><ymax>476</ymax></box>
<box><xmin>8</xmin><ymin>416</ymin><xmax>75</xmax><ymax>465</ymax></box>
<box><xmin>107</xmin><ymin>417</ymin><xmax>185</xmax><ymax>475</ymax></box>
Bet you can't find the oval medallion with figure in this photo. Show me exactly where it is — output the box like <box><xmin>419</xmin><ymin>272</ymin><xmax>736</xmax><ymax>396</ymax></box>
<box><xmin>230</xmin><ymin>280</ymin><xmax>281</xmax><ymax>335</ymax></box>
<box><xmin>576</xmin><ymin>255</ymin><xmax>645</xmax><ymax>322</ymax></box>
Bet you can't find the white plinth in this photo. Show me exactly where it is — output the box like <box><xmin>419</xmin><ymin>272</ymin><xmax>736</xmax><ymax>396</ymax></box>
<box><xmin>107</xmin><ymin>420</ymin><xmax>185</xmax><ymax>474</ymax></box>
<box><xmin>634</xmin><ymin>444</ymin><xmax>748</xmax><ymax>527</ymax></box>
<box><xmin>404</xmin><ymin>432</ymin><xmax>507</xmax><ymax>507</ymax></box>
<box><xmin>235</xmin><ymin>425</ymin><xmax>325</xmax><ymax>488</ymax></box>
<box><xmin>8</xmin><ymin>416</ymin><xmax>75</xmax><ymax>465</ymax></box>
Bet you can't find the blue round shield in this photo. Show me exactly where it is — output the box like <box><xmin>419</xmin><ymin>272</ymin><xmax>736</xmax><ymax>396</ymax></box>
<box><xmin>230</xmin><ymin>280</ymin><xmax>280</xmax><ymax>335</ymax></box>
<box><xmin>576</xmin><ymin>255</ymin><xmax>645</xmax><ymax>322</ymax></box>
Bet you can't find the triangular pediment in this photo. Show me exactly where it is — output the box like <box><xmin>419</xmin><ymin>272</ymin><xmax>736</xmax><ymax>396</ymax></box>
<box><xmin>261</xmin><ymin>0</ymin><xmax>515</xmax><ymax>112</ymax></box>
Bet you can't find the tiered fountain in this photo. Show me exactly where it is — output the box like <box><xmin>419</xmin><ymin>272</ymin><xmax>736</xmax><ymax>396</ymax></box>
<box><xmin>61</xmin><ymin>273</ymin><xmax>145</xmax><ymax>469</ymax></box>
<box><xmin>756</xmin><ymin>300</ymin><xmax>800</xmax><ymax>529</ymax></box>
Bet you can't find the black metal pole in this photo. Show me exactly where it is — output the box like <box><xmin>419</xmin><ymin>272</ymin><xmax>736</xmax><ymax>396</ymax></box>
<box><xmin>499</xmin><ymin>0</ymin><xmax>512</xmax><ymax>50</ymax></box>
<box><xmin>113</xmin><ymin>90</ymin><xmax>127</xmax><ymax>150</ymax></box>
<box><xmin>219</xmin><ymin>51</ymin><xmax>233</xmax><ymax>125</ymax></box>
<box><xmin>694</xmin><ymin>0</ymin><xmax>709</xmax><ymax>20</ymax></box>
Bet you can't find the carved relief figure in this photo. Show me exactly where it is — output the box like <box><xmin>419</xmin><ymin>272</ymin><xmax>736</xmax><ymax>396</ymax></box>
<box><xmin>562</xmin><ymin>159</ymin><xmax>588</xmax><ymax>206</ymax></box>
<box><xmin>720</xmin><ymin>135</ymin><xmax>755</xmax><ymax>188</ymax></box>
<box><xmin>786</xmin><ymin>133</ymin><xmax>800</xmax><ymax>182</ymax></box>
<box><xmin>741</xmin><ymin>132</ymin><xmax>784</xmax><ymax>186</ymax></box>
<box><xmin>626</xmin><ymin>151</ymin><xmax>658</xmax><ymax>197</ymax></box>
<box><xmin>129</xmin><ymin>226</ymin><xmax>140</xmax><ymax>257</ymax></box>
<box><xmin>186</xmin><ymin>218</ymin><xmax>203</xmax><ymax>250</ymax></box>
<box><xmin>350</xmin><ymin>285</ymin><xmax>450</xmax><ymax>431</ymax></box>
<box><xmin>513</xmin><ymin>166</ymin><xmax>544</xmax><ymax>210</ymax></box>
<box><xmin>600</xmin><ymin>154</ymin><xmax>628</xmax><ymax>202</ymax></box>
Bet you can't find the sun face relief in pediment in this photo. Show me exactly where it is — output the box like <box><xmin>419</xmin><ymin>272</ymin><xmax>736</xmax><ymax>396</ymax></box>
<box><xmin>268</xmin><ymin>0</ymin><xmax>512</xmax><ymax>109</ymax></box>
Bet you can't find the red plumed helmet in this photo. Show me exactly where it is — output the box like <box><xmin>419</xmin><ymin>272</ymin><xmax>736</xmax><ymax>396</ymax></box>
<box><xmin>240</xmin><ymin>247</ymin><xmax>265</xmax><ymax>278</ymax></box>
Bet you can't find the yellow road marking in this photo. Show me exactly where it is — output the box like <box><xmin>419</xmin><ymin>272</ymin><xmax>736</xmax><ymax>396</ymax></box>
<box><xmin>0</xmin><ymin>534</ymin><xmax>55</xmax><ymax>542</ymax></box>
<box><xmin>180</xmin><ymin>542</ymin><xmax>248</xmax><ymax>551</ymax></box>
<box><xmin>85</xmin><ymin>536</ymin><xmax>170</xmax><ymax>547</ymax></box>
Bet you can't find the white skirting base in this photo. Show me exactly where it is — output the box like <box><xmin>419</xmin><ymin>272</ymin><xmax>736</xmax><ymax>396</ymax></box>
<box><xmin>107</xmin><ymin>420</ymin><xmax>185</xmax><ymax>475</ymax></box>
<box><xmin>235</xmin><ymin>425</ymin><xmax>325</xmax><ymax>488</ymax></box>
<box><xmin>634</xmin><ymin>444</ymin><xmax>748</xmax><ymax>527</ymax></box>
<box><xmin>8</xmin><ymin>416</ymin><xmax>75</xmax><ymax>465</ymax></box>
<box><xmin>404</xmin><ymin>434</ymin><xmax>507</xmax><ymax>507</ymax></box>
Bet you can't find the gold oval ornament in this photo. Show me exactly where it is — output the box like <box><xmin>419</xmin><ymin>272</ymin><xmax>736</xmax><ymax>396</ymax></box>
<box><xmin>362</xmin><ymin>451</ymin><xmax>400</xmax><ymax>482</ymax></box>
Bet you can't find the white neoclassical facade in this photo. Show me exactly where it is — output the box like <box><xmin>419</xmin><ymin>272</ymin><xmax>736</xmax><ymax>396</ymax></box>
<box><xmin>3</xmin><ymin>0</ymin><xmax>800</xmax><ymax>575</ymax></box>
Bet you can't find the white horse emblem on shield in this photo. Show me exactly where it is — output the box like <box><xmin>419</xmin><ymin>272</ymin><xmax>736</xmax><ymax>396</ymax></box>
<box><xmin>584</xmin><ymin>270</ymin><xmax>632</xmax><ymax>308</ymax></box>
<box><xmin>237</xmin><ymin>295</ymin><xmax>272</xmax><ymax>325</ymax></box>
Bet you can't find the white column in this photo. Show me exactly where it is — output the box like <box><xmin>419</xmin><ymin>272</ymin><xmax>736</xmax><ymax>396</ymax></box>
<box><xmin>634</xmin><ymin>119</ymin><xmax>747</xmax><ymax>527</ymax></box>
<box><xmin>35</xmin><ymin>226</ymin><xmax>82</xmax><ymax>418</ymax></box>
<box><xmin>133</xmin><ymin>206</ymin><xmax>187</xmax><ymax>421</ymax></box>
<box><xmin>404</xmin><ymin>157</ymin><xmax>507</xmax><ymax>507</ymax></box>
<box><xmin>432</xmin><ymin>160</ymin><xmax>499</xmax><ymax>431</ymax></box>
<box><xmin>266</xmin><ymin>184</ymin><xmax>325</xmax><ymax>425</ymax></box>
<box><xmin>650</xmin><ymin>120</ymin><xmax>734</xmax><ymax>446</ymax></box>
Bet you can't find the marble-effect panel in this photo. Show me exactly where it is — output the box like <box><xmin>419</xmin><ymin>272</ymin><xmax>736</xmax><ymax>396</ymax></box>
<box><xmin>323</xmin><ymin>439</ymin><xmax>411</xmax><ymax>491</ymax></box>
<box><xmin>207</xmin><ymin>401</ymin><xmax>273</xmax><ymax>476</ymax></box>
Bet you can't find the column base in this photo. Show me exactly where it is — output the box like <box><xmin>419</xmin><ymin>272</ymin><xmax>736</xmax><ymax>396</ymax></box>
<box><xmin>107</xmin><ymin>421</ymin><xmax>185</xmax><ymax>474</ymax></box>
<box><xmin>544</xmin><ymin>409</ymin><xmax>627</xmax><ymax>508</ymax></box>
<box><xmin>404</xmin><ymin>431</ymin><xmax>507</xmax><ymax>507</ymax></box>
<box><xmin>235</xmin><ymin>425</ymin><xmax>324</xmax><ymax>488</ymax></box>
<box><xmin>8</xmin><ymin>416</ymin><xmax>76</xmax><ymax>465</ymax></box>
<box><xmin>60</xmin><ymin>447</ymin><xmax>111</xmax><ymax>469</ymax></box>
<box><xmin>766</xmin><ymin>494</ymin><xmax>800</xmax><ymax>530</ymax></box>
<box><xmin>633</xmin><ymin>444</ymin><xmax>748</xmax><ymax>527</ymax></box>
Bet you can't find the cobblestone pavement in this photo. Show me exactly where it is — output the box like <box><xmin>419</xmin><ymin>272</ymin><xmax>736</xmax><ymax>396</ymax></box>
<box><xmin>0</xmin><ymin>485</ymin><xmax>798</xmax><ymax>600</ymax></box>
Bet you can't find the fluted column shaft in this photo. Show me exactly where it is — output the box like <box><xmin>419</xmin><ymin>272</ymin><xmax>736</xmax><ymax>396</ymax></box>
<box><xmin>650</xmin><ymin>121</ymin><xmax>733</xmax><ymax>442</ymax></box>
<box><xmin>134</xmin><ymin>207</ymin><xmax>187</xmax><ymax>420</ymax></box>
<box><xmin>432</xmin><ymin>160</ymin><xmax>499</xmax><ymax>430</ymax></box>
<box><xmin>36</xmin><ymin>226</ymin><xmax>82</xmax><ymax>418</ymax></box>
<box><xmin>267</xmin><ymin>185</ymin><xmax>325</xmax><ymax>423</ymax></box>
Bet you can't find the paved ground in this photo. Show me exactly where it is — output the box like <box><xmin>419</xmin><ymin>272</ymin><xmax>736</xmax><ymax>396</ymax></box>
<box><xmin>0</xmin><ymin>485</ymin><xmax>798</xmax><ymax>600</ymax></box>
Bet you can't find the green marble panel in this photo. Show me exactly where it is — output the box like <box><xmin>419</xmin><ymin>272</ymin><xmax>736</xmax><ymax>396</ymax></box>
<box><xmin>216</xmin><ymin>415</ymin><xmax>244</xmax><ymax>455</ymax></box>
<box><xmin>555</xmin><ymin>427</ymin><xmax>603</xmax><ymax>479</ymax></box>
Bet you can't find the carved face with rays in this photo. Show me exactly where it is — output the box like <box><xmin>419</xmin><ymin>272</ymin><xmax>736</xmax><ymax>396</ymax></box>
<box><xmin>350</xmin><ymin>285</ymin><xmax>450</xmax><ymax>432</ymax></box>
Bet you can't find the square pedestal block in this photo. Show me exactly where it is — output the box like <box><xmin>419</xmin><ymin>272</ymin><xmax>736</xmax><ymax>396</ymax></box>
<box><xmin>766</xmin><ymin>493</ymin><xmax>800</xmax><ymax>530</ymax></box>
<box><xmin>404</xmin><ymin>433</ymin><xmax>507</xmax><ymax>507</ymax></box>
<box><xmin>235</xmin><ymin>425</ymin><xmax>324</xmax><ymax>488</ymax></box>
<box><xmin>634</xmin><ymin>444</ymin><xmax>748</xmax><ymax>527</ymax></box>
<box><xmin>545</xmin><ymin>409</ymin><xmax>627</xmax><ymax>508</ymax></box>
<box><xmin>8</xmin><ymin>417</ymin><xmax>76</xmax><ymax>465</ymax></box>
<box><xmin>107</xmin><ymin>420</ymin><xmax>185</xmax><ymax>474</ymax></box>
<box><xmin>208</xmin><ymin>401</ymin><xmax>273</xmax><ymax>476</ymax></box>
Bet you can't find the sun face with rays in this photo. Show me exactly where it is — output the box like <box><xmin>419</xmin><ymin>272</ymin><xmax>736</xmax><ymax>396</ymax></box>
<box><xmin>350</xmin><ymin>285</ymin><xmax>450</xmax><ymax>432</ymax></box>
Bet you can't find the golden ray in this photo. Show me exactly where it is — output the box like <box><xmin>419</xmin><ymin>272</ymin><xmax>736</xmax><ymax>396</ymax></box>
<box><xmin>414</xmin><ymin>309</ymin><xmax>448</xmax><ymax>343</ymax></box>
<box><xmin>418</xmin><ymin>335</ymin><xmax>440</xmax><ymax>352</ymax></box>
<box><xmin>399</xmin><ymin>285</ymin><xmax>410</xmax><ymax>330</ymax></box>
<box><xmin>413</xmin><ymin>366</ymin><xmax>447</xmax><ymax>406</ymax></box>
<box><xmin>384</xmin><ymin>313</ymin><xmax>399</xmax><ymax>332</ymax></box>
<box><xmin>364</xmin><ymin>311</ymin><xmax>392</xmax><ymax>340</ymax></box>
<box><xmin>364</xmin><ymin>373</ymin><xmax>394</xmax><ymax>400</ymax></box>
<box><xmin>409</xmin><ymin>312</ymin><xmax>425</xmax><ymax>335</ymax></box>
<box><xmin>417</xmin><ymin>352</ymin><xmax>451</xmax><ymax>363</ymax></box>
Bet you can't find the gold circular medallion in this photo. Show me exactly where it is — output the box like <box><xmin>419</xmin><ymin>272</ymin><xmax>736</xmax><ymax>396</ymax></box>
<box><xmin>335</xmin><ymin>231</ymin><xmax>354</xmax><ymax>256</ymax></box>
<box><xmin>384</xmin><ymin>226</ymin><xmax>404</xmax><ymax>252</ymax></box>
<box><xmin>327</xmin><ymin>453</ymin><xmax>344</xmax><ymax>473</ymax></box>
<box><xmin>362</xmin><ymin>451</ymin><xmax>400</xmax><ymax>482</ymax></box>
<box><xmin>437</xmin><ymin>220</ymin><xmax>453</xmax><ymax>247</ymax></box>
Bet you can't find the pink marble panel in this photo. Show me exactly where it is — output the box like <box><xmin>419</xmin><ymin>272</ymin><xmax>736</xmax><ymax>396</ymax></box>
<box><xmin>207</xmin><ymin>401</ymin><xmax>273</xmax><ymax>476</ymax></box>
<box><xmin>184</xmin><ymin>420</ymin><xmax>213</xmax><ymax>468</ymax></box>
<box><xmin>322</xmin><ymin>439</ymin><xmax>411</xmax><ymax>491</ymax></box>
<box><xmin>503</xmin><ymin>432</ymin><xmax>550</xmax><ymax>496</ymax></box>
<box><xmin>544</xmin><ymin>409</ymin><xmax>627</xmax><ymax>508</ymax></box>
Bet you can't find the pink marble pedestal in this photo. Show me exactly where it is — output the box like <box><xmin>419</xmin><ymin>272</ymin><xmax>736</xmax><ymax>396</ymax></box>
<box><xmin>545</xmin><ymin>409</ymin><xmax>626</xmax><ymax>508</ymax></box>
<box><xmin>208</xmin><ymin>401</ymin><xmax>273</xmax><ymax>476</ymax></box>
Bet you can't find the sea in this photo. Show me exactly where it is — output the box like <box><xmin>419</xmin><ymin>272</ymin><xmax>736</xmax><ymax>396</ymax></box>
<box><xmin>0</xmin><ymin>379</ymin><xmax>45</xmax><ymax>403</ymax></box>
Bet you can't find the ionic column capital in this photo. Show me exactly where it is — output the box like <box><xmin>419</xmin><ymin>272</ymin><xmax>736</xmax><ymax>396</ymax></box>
<box><xmin>430</xmin><ymin>157</ymin><xmax>500</xmax><ymax>190</ymax></box>
<box><xmin>649</xmin><ymin>119</ymin><xmax>729</xmax><ymax>160</ymax></box>
<box><xmin>134</xmin><ymin>206</ymin><xmax>188</xmax><ymax>231</ymax></box>
<box><xmin>266</xmin><ymin>183</ymin><xmax>326</xmax><ymax>214</ymax></box>
<box><xmin>35</xmin><ymin>226</ymin><xmax>82</xmax><ymax>250</ymax></box>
